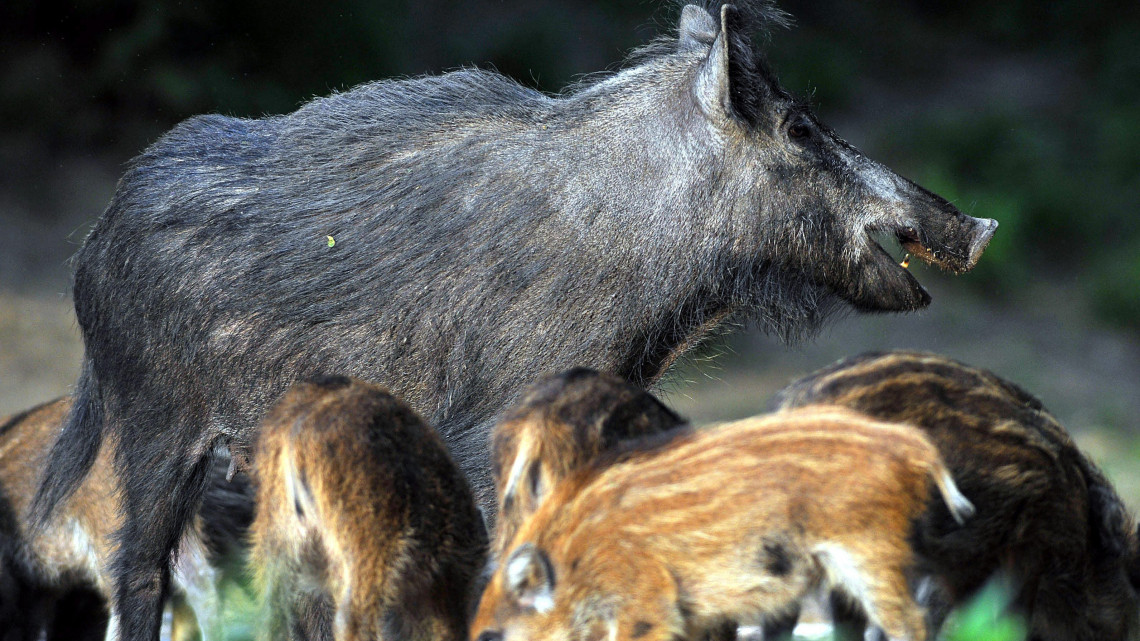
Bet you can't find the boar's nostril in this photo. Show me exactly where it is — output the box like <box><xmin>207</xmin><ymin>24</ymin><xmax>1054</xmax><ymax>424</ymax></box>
<box><xmin>897</xmin><ymin>226</ymin><xmax>920</xmax><ymax>244</ymax></box>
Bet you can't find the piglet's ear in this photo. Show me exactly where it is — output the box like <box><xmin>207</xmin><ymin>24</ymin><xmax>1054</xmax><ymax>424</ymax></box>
<box><xmin>678</xmin><ymin>4</ymin><xmax>717</xmax><ymax>51</ymax></box>
<box><xmin>599</xmin><ymin>390</ymin><xmax>685</xmax><ymax>447</ymax></box>
<box><xmin>693</xmin><ymin>4</ymin><xmax>744</xmax><ymax>123</ymax></box>
<box><xmin>525</xmin><ymin>460</ymin><xmax>547</xmax><ymax>507</ymax></box>
<box><xmin>505</xmin><ymin>543</ymin><xmax>556</xmax><ymax>613</ymax></box>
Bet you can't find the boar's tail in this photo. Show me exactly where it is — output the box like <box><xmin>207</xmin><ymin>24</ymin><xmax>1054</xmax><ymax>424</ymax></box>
<box><xmin>27</xmin><ymin>358</ymin><xmax>105</xmax><ymax>530</ymax></box>
<box><xmin>932</xmin><ymin>468</ymin><xmax>975</xmax><ymax>525</ymax></box>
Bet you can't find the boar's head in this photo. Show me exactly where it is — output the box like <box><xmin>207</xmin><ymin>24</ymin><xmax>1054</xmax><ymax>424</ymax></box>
<box><xmin>676</xmin><ymin>3</ymin><xmax>997</xmax><ymax>314</ymax></box>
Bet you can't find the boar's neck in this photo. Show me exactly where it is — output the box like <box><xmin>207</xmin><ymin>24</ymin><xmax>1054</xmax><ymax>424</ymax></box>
<box><xmin>501</xmin><ymin>88</ymin><xmax>746</xmax><ymax>386</ymax></box>
<box><xmin>516</xmin><ymin>65</ymin><xmax>803</xmax><ymax>387</ymax></box>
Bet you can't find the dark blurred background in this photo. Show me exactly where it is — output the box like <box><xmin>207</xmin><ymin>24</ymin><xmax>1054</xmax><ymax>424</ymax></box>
<box><xmin>1</xmin><ymin>0</ymin><xmax>1138</xmax><ymax>490</ymax></box>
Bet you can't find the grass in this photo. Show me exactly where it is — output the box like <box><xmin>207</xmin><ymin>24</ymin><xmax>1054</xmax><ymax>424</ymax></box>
<box><xmin>940</xmin><ymin>581</ymin><xmax>1027</xmax><ymax>641</ymax></box>
<box><xmin>785</xmin><ymin>582</ymin><xmax>1028</xmax><ymax>640</ymax></box>
<box><xmin>211</xmin><ymin>578</ymin><xmax>1028</xmax><ymax>641</ymax></box>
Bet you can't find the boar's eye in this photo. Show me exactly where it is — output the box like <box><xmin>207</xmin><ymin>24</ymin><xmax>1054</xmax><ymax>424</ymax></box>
<box><xmin>787</xmin><ymin>121</ymin><xmax>811</xmax><ymax>141</ymax></box>
<box><xmin>477</xmin><ymin>631</ymin><xmax>504</xmax><ymax>641</ymax></box>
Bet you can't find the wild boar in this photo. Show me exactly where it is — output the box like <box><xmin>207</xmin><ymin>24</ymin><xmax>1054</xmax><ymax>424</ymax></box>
<box><xmin>490</xmin><ymin>367</ymin><xmax>687</xmax><ymax>559</ymax></box>
<box><xmin>251</xmin><ymin>376</ymin><xmax>487</xmax><ymax>641</ymax></box>
<box><xmin>32</xmin><ymin>3</ymin><xmax>996</xmax><ymax>637</ymax></box>
<box><xmin>473</xmin><ymin>406</ymin><xmax>974</xmax><ymax>641</ymax></box>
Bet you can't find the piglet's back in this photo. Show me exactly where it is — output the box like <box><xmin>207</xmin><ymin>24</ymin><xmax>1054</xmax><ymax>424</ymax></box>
<box><xmin>516</xmin><ymin>405</ymin><xmax>965</xmax><ymax>559</ymax></box>
<box><xmin>253</xmin><ymin>375</ymin><xmax>487</xmax><ymax>641</ymax></box>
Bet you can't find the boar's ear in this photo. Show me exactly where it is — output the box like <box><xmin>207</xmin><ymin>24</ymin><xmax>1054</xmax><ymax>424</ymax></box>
<box><xmin>506</xmin><ymin>543</ymin><xmax>556</xmax><ymax>613</ymax></box>
<box><xmin>693</xmin><ymin>4</ymin><xmax>747</xmax><ymax>124</ymax></box>
<box><xmin>678</xmin><ymin>4</ymin><xmax>718</xmax><ymax>51</ymax></box>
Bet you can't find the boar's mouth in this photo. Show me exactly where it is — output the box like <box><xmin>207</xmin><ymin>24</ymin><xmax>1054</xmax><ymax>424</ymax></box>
<box><xmin>889</xmin><ymin>216</ymin><xmax>998</xmax><ymax>274</ymax></box>
<box><xmin>892</xmin><ymin>225</ymin><xmax>983</xmax><ymax>274</ymax></box>
<box><xmin>852</xmin><ymin>217</ymin><xmax>997</xmax><ymax>313</ymax></box>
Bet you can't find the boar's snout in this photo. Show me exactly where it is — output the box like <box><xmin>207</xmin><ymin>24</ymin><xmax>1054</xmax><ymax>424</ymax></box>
<box><xmin>804</xmin><ymin>133</ymin><xmax>999</xmax><ymax>313</ymax></box>
<box><xmin>967</xmin><ymin>217</ymin><xmax>1000</xmax><ymax>269</ymax></box>
<box><xmin>901</xmin><ymin>185</ymin><xmax>998</xmax><ymax>275</ymax></box>
<box><xmin>842</xmin><ymin>182</ymin><xmax>997</xmax><ymax>313</ymax></box>
<box><xmin>839</xmin><ymin>200</ymin><xmax>998</xmax><ymax>312</ymax></box>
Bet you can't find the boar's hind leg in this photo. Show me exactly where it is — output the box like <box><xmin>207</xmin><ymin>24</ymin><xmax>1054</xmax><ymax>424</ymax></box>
<box><xmin>701</xmin><ymin>620</ymin><xmax>738</xmax><ymax>641</ymax></box>
<box><xmin>112</xmin><ymin>449</ymin><xmax>212</xmax><ymax>641</ymax></box>
<box><xmin>816</xmin><ymin>545</ymin><xmax>925</xmax><ymax>640</ymax></box>
<box><xmin>911</xmin><ymin>576</ymin><xmax>953</xmax><ymax>639</ymax></box>
<box><xmin>333</xmin><ymin>582</ymin><xmax>379</xmax><ymax>641</ymax></box>
<box><xmin>291</xmin><ymin>592</ymin><xmax>334</xmax><ymax>641</ymax></box>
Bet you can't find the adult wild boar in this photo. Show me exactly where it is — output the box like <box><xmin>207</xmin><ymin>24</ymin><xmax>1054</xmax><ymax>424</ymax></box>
<box><xmin>32</xmin><ymin>3</ymin><xmax>996</xmax><ymax>639</ymax></box>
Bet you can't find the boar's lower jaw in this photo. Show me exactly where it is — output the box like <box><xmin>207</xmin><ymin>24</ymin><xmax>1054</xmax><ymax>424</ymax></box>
<box><xmin>842</xmin><ymin>210</ymin><xmax>996</xmax><ymax>312</ymax></box>
<box><xmin>842</xmin><ymin>233</ymin><xmax>933</xmax><ymax>313</ymax></box>
<box><xmin>845</xmin><ymin>276</ymin><xmax>932</xmax><ymax>313</ymax></box>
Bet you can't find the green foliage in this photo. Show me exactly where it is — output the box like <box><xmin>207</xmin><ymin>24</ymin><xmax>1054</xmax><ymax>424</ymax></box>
<box><xmin>765</xmin><ymin>29</ymin><xmax>861</xmax><ymax>109</ymax></box>
<box><xmin>782</xmin><ymin>580</ymin><xmax>1027</xmax><ymax>641</ymax></box>
<box><xmin>941</xmin><ymin>580</ymin><xmax>1028</xmax><ymax>641</ymax></box>
<box><xmin>219</xmin><ymin>578</ymin><xmax>257</xmax><ymax>641</ymax></box>
<box><xmin>1091</xmin><ymin>238</ymin><xmax>1140</xmax><ymax>329</ymax></box>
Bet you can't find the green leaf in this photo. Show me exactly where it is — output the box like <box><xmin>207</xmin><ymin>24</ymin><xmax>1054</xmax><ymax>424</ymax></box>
<box><xmin>941</xmin><ymin>578</ymin><xmax>1028</xmax><ymax>641</ymax></box>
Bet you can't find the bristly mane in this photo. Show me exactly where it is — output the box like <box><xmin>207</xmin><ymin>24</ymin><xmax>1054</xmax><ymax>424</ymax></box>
<box><xmin>687</xmin><ymin>0</ymin><xmax>792</xmax><ymax>34</ymax></box>
<box><xmin>564</xmin><ymin>1</ymin><xmax>791</xmax><ymax>97</ymax></box>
